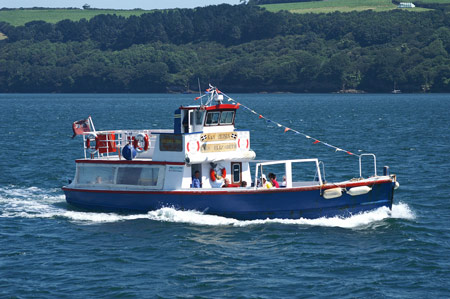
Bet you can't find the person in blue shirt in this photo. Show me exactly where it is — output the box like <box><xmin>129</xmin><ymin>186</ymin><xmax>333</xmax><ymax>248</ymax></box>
<box><xmin>192</xmin><ymin>171</ymin><xmax>202</xmax><ymax>188</ymax></box>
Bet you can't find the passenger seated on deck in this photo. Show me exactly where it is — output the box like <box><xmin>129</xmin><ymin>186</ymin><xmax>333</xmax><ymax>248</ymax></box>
<box><xmin>222</xmin><ymin>178</ymin><xmax>230</xmax><ymax>188</ymax></box>
<box><xmin>241</xmin><ymin>181</ymin><xmax>247</xmax><ymax>187</ymax></box>
<box><xmin>262</xmin><ymin>174</ymin><xmax>273</xmax><ymax>189</ymax></box>
<box><xmin>281</xmin><ymin>175</ymin><xmax>287</xmax><ymax>188</ymax></box>
<box><xmin>268</xmin><ymin>173</ymin><xmax>280</xmax><ymax>188</ymax></box>
<box><xmin>191</xmin><ymin>171</ymin><xmax>202</xmax><ymax>188</ymax></box>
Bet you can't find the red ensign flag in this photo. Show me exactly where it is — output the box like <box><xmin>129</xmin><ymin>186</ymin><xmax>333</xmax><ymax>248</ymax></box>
<box><xmin>72</xmin><ymin>118</ymin><xmax>91</xmax><ymax>138</ymax></box>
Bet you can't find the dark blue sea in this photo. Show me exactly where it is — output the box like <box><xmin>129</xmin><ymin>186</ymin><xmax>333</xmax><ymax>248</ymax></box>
<box><xmin>1</xmin><ymin>93</ymin><xmax>449</xmax><ymax>298</ymax></box>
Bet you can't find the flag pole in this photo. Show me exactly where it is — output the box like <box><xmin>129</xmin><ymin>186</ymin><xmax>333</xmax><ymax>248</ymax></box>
<box><xmin>88</xmin><ymin>116</ymin><xmax>96</xmax><ymax>133</ymax></box>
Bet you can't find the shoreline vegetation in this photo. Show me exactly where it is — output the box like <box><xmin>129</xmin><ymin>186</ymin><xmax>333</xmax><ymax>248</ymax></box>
<box><xmin>0</xmin><ymin>3</ymin><xmax>449</xmax><ymax>93</ymax></box>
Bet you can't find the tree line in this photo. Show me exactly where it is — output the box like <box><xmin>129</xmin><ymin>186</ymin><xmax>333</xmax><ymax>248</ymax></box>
<box><xmin>0</xmin><ymin>4</ymin><xmax>449</xmax><ymax>93</ymax></box>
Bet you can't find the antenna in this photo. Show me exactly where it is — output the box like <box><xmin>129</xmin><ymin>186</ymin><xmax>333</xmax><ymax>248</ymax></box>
<box><xmin>197</xmin><ymin>78</ymin><xmax>202</xmax><ymax>105</ymax></box>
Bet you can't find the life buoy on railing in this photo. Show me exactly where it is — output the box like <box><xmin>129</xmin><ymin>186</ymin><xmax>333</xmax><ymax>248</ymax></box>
<box><xmin>133</xmin><ymin>133</ymin><xmax>150</xmax><ymax>153</ymax></box>
<box><xmin>85</xmin><ymin>133</ymin><xmax>99</xmax><ymax>154</ymax></box>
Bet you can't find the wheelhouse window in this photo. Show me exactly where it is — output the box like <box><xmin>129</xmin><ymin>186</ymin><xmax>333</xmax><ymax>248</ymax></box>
<box><xmin>195</xmin><ymin>110</ymin><xmax>205</xmax><ymax>125</ymax></box>
<box><xmin>205</xmin><ymin>112</ymin><xmax>220</xmax><ymax>125</ymax></box>
<box><xmin>204</xmin><ymin>111</ymin><xmax>235</xmax><ymax>126</ymax></box>
<box><xmin>220</xmin><ymin>111</ymin><xmax>235</xmax><ymax>124</ymax></box>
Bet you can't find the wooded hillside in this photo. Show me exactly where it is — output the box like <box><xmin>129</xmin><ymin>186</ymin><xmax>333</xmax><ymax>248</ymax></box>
<box><xmin>0</xmin><ymin>5</ymin><xmax>449</xmax><ymax>93</ymax></box>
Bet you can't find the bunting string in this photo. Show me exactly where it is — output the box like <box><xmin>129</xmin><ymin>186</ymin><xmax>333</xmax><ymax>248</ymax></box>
<box><xmin>216</xmin><ymin>91</ymin><xmax>360</xmax><ymax>157</ymax></box>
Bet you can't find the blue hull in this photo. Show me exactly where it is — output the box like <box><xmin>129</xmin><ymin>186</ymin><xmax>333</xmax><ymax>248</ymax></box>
<box><xmin>63</xmin><ymin>180</ymin><xmax>395</xmax><ymax>220</ymax></box>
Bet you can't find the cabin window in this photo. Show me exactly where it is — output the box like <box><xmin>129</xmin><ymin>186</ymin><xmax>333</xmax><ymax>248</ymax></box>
<box><xmin>160</xmin><ymin>134</ymin><xmax>182</xmax><ymax>151</ymax></box>
<box><xmin>205</xmin><ymin>112</ymin><xmax>220</xmax><ymax>125</ymax></box>
<box><xmin>220</xmin><ymin>111</ymin><xmax>235</xmax><ymax>124</ymax></box>
<box><xmin>139</xmin><ymin>168</ymin><xmax>160</xmax><ymax>186</ymax></box>
<box><xmin>117</xmin><ymin>168</ymin><xmax>142</xmax><ymax>185</ymax></box>
<box><xmin>231</xmin><ymin>162</ymin><xmax>241</xmax><ymax>183</ymax></box>
<box><xmin>76</xmin><ymin>166</ymin><xmax>115</xmax><ymax>185</ymax></box>
<box><xmin>195</xmin><ymin>110</ymin><xmax>205</xmax><ymax>125</ymax></box>
<box><xmin>116</xmin><ymin>167</ymin><xmax>160</xmax><ymax>186</ymax></box>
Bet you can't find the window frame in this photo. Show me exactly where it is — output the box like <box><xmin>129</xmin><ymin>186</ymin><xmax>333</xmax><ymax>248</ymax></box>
<box><xmin>75</xmin><ymin>164</ymin><xmax>165</xmax><ymax>189</ymax></box>
<box><xmin>231</xmin><ymin>162</ymin><xmax>242</xmax><ymax>184</ymax></box>
<box><xmin>204</xmin><ymin>110</ymin><xmax>236</xmax><ymax>126</ymax></box>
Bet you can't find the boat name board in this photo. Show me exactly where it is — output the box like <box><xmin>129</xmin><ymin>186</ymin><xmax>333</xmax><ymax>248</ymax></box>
<box><xmin>200</xmin><ymin>132</ymin><xmax>237</xmax><ymax>142</ymax></box>
<box><xmin>201</xmin><ymin>142</ymin><xmax>237</xmax><ymax>153</ymax></box>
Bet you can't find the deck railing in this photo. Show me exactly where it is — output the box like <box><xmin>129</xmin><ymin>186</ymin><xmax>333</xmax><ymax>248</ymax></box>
<box><xmin>359</xmin><ymin>153</ymin><xmax>377</xmax><ymax>178</ymax></box>
<box><xmin>81</xmin><ymin>129</ymin><xmax>171</xmax><ymax>160</ymax></box>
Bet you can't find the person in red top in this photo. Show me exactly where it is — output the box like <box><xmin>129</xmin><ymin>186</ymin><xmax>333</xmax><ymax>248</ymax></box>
<box><xmin>268</xmin><ymin>173</ymin><xmax>280</xmax><ymax>188</ymax></box>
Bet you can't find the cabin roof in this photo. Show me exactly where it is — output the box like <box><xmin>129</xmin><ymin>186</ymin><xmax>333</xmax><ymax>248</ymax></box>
<box><xmin>179</xmin><ymin>104</ymin><xmax>240</xmax><ymax>111</ymax></box>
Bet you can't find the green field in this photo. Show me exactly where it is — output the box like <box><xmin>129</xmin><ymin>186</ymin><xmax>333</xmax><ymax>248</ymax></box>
<box><xmin>415</xmin><ymin>0</ymin><xmax>449</xmax><ymax>3</ymax></box>
<box><xmin>261</xmin><ymin>0</ymin><xmax>430</xmax><ymax>13</ymax></box>
<box><xmin>0</xmin><ymin>9</ymin><xmax>154</xmax><ymax>26</ymax></box>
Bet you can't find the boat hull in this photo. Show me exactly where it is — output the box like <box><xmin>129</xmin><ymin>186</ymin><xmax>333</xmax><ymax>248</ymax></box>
<box><xmin>62</xmin><ymin>180</ymin><xmax>395</xmax><ymax>220</ymax></box>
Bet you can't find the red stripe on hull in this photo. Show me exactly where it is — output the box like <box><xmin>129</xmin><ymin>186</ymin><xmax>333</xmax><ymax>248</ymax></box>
<box><xmin>62</xmin><ymin>179</ymin><xmax>392</xmax><ymax>195</ymax></box>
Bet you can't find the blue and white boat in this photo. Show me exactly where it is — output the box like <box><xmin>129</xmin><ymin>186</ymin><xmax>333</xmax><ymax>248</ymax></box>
<box><xmin>63</xmin><ymin>87</ymin><xmax>399</xmax><ymax>220</ymax></box>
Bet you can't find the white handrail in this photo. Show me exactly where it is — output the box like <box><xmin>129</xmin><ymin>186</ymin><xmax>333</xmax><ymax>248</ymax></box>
<box><xmin>82</xmin><ymin>129</ymin><xmax>154</xmax><ymax>159</ymax></box>
<box><xmin>254</xmin><ymin>159</ymin><xmax>322</xmax><ymax>189</ymax></box>
<box><xmin>359</xmin><ymin>153</ymin><xmax>377</xmax><ymax>177</ymax></box>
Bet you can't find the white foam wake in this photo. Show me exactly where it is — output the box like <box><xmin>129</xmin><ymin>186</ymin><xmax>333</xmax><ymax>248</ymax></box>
<box><xmin>0</xmin><ymin>185</ymin><xmax>414</xmax><ymax>228</ymax></box>
<box><xmin>146</xmin><ymin>202</ymin><xmax>414</xmax><ymax>229</ymax></box>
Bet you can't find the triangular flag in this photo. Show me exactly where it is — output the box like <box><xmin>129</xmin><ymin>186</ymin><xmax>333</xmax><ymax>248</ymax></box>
<box><xmin>259</xmin><ymin>115</ymin><xmax>263</xmax><ymax>119</ymax></box>
<box><xmin>284</xmin><ymin>127</ymin><xmax>290</xmax><ymax>133</ymax></box>
<box><xmin>277</xmin><ymin>124</ymin><xmax>282</xmax><ymax>127</ymax></box>
<box><xmin>194</xmin><ymin>97</ymin><xmax>200</xmax><ymax>101</ymax></box>
<box><xmin>313</xmin><ymin>140</ymin><xmax>320</xmax><ymax>144</ymax></box>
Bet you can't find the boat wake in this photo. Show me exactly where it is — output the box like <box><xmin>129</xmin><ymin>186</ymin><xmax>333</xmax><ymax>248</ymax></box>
<box><xmin>0</xmin><ymin>186</ymin><xmax>415</xmax><ymax>229</ymax></box>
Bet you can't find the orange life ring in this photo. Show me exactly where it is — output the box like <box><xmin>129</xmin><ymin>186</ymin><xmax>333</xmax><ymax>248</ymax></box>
<box><xmin>210</xmin><ymin>169</ymin><xmax>216</xmax><ymax>182</ymax></box>
<box><xmin>210</xmin><ymin>167</ymin><xmax>226</xmax><ymax>181</ymax></box>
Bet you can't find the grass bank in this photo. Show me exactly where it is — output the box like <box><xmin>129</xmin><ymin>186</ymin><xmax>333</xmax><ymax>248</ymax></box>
<box><xmin>0</xmin><ymin>9</ymin><xmax>154</xmax><ymax>26</ymax></box>
<box><xmin>261</xmin><ymin>0</ymin><xmax>430</xmax><ymax>13</ymax></box>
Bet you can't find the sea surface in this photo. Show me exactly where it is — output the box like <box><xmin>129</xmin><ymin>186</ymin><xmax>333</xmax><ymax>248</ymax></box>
<box><xmin>0</xmin><ymin>93</ymin><xmax>449</xmax><ymax>298</ymax></box>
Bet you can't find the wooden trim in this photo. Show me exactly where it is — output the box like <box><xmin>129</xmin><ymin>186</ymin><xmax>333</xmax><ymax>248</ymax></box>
<box><xmin>231</xmin><ymin>162</ymin><xmax>242</xmax><ymax>184</ymax></box>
